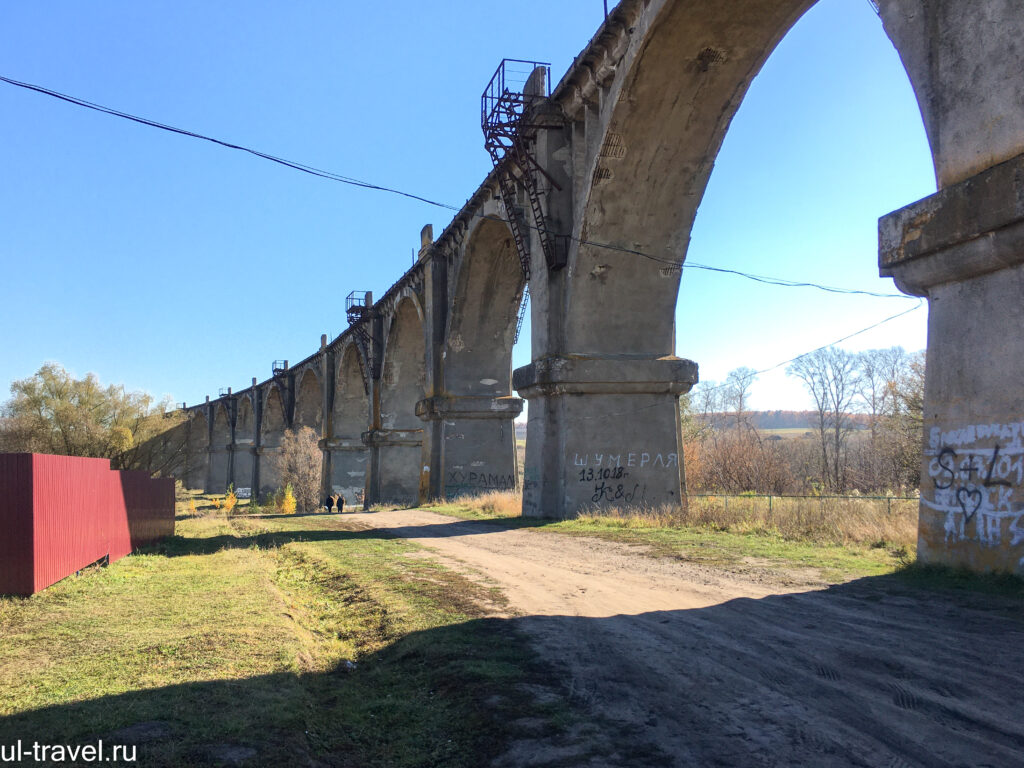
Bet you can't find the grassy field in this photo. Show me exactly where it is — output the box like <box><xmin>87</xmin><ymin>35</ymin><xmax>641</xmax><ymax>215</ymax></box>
<box><xmin>426</xmin><ymin>490</ymin><xmax>916</xmax><ymax>582</ymax></box>
<box><xmin>0</xmin><ymin>509</ymin><xmax>573</xmax><ymax>767</ymax></box>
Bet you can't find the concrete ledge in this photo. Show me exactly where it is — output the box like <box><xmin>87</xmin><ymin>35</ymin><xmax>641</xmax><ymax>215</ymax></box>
<box><xmin>415</xmin><ymin>395</ymin><xmax>524</xmax><ymax>421</ymax></box>
<box><xmin>880</xmin><ymin>152</ymin><xmax>1024</xmax><ymax>293</ymax></box>
<box><xmin>513</xmin><ymin>355</ymin><xmax>698</xmax><ymax>398</ymax></box>
<box><xmin>361</xmin><ymin>428</ymin><xmax>424</xmax><ymax>448</ymax></box>
<box><xmin>320</xmin><ymin>438</ymin><xmax>369</xmax><ymax>452</ymax></box>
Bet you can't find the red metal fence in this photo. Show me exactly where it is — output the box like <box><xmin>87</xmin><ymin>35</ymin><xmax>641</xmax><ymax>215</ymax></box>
<box><xmin>0</xmin><ymin>454</ymin><xmax>174</xmax><ymax>596</ymax></box>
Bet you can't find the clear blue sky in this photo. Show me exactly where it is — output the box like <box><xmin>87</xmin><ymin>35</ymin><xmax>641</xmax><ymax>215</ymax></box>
<box><xmin>0</xmin><ymin>0</ymin><xmax>934</xmax><ymax>412</ymax></box>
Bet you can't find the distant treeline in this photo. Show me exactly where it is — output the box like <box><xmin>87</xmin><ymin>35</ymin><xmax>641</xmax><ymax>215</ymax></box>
<box><xmin>701</xmin><ymin>411</ymin><xmax>870</xmax><ymax>431</ymax></box>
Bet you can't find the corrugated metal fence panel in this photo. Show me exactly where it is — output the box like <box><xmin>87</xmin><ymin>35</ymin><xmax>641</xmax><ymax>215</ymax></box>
<box><xmin>1</xmin><ymin>453</ymin><xmax>176</xmax><ymax>595</ymax></box>
<box><xmin>119</xmin><ymin>471</ymin><xmax>175</xmax><ymax>548</ymax></box>
<box><xmin>108</xmin><ymin>470</ymin><xmax>132</xmax><ymax>562</ymax></box>
<box><xmin>0</xmin><ymin>454</ymin><xmax>35</xmax><ymax>596</ymax></box>
<box><xmin>31</xmin><ymin>454</ymin><xmax>113</xmax><ymax>593</ymax></box>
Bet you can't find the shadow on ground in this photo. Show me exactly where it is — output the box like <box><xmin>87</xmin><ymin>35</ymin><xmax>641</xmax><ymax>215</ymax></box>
<box><xmin>159</xmin><ymin>513</ymin><xmax>556</xmax><ymax>558</ymax></box>
<box><xmin>3</xmin><ymin>571</ymin><xmax>1024</xmax><ymax>767</ymax></box>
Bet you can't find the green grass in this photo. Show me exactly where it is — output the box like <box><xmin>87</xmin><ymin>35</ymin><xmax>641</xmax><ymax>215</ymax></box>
<box><xmin>0</xmin><ymin>512</ymin><xmax>571</xmax><ymax>767</ymax></box>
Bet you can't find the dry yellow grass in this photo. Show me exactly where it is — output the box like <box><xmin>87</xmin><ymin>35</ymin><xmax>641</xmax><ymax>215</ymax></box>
<box><xmin>581</xmin><ymin>495</ymin><xmax>917</xmax><ymax>548</ymax></box>
<box><xmin>441</xmin><ymin>490</ymin><xmax>916</xmax><ymax>549</ymax></box>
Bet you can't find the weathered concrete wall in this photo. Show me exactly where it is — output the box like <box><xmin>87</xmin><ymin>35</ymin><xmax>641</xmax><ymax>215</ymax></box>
<box><xmin>881</xmin><ymin>152</ymin><xmax>1024</xmax><ymax>573</ymax></box>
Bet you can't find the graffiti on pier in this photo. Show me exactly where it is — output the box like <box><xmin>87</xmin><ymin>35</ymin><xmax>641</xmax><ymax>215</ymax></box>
<box><xmin>924</xmin><ymin>423</ymin><xmax>1024</xmax><ymax>563</ymax></box>
<box><xmin>570</xmin><ymin>450</ymin><xmax>678</xmax><ymax>505</ymax></box>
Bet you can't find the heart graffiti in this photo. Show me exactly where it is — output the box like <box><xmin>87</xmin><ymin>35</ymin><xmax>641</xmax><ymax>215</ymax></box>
<box><xmin>956</xmin><ymin>487</ymin><xmax>984</xmax><ymax>525</ymax></box>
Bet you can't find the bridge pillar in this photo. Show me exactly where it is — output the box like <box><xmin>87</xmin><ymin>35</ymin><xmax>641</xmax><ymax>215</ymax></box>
<box><xmin>881</xmin><ymin>153</ymin><xmax>1024</xmax><ymax>574</ymax></box>
<box><xmin>514</xmin><ymin>357</ymin><xmax>696</xmax><ymax>518</ymax></box>
<box><xmin>325</xmin><ymin>438</ymin><xmax>369</xmax><ymax>508</ymax></box>
<box><xmin>417</xmin><ymin>395</ymin><xmax>523</xmax><ymax>499</ymax></box>
<box><xmin>363</xmin><ymin>428</ymin><xmax>425</xmax><ymax>506</ymax></box>
<box><xmin>230</xmin><ymin>440</ymin><xmax>255</xmax><ymax>493</ymax></box>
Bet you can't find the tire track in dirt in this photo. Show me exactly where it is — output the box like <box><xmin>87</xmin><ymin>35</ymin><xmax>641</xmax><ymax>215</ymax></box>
<box><xmin>339</xmin><ymin>509</ymin><xmax>1024</xmax><ymax>767</ymax></box>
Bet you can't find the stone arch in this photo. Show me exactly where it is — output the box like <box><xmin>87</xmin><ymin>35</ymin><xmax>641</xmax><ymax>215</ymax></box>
<box><xmin>377</xmin><ymin>295</ymin><xmax>426</xmax><ymax>504</ymax></box>
<box><xmin>234</xmin><ymin>394</ymin><xmax>256</xmax><ymax>491</ymax></box>
<box><xmin>560</xmin><ymin>0</ymin><xmax>1024</xmax><ymax>356</ymax></box>
<box><xmin>185</xmin><ymin>411</ymin><xmax>209</xmax><ymax>491</ymax></box>
<box><xmin>381</xmin><ymin>295</ymin><xmax>426</xmax><ymax>431</ymax></box>
<box><xmin>293</xmin><ymin>367</ymin><xmax>323</xmax><ymax>432</ymax></box>
<box><xmin>329</xmin><ymin>342</ymin><xmax>371</xmax><ymax>506</ymax></box>
<box><xmin>236</xmin><ymin>395</ymin><xmax>255</xmax><ymax>442</ymax></box>
<box><xmin>447</xmin><ymin>216</ymin><xmax>525</xmax><ymax>395</ymax></box>
<box><xmin>333</xmin><ymin>343</ymin><xmax>369</xmax><ymax>437</ymax></box>
<box><xmin>208</xmin><ymin>403</ymin><xmax>231</xmax><ymax>493</ymax></box>
<box><xmin>260</xmin><ymin>385</ymin><xmax>287</xmax><ymax>494</ymax></box>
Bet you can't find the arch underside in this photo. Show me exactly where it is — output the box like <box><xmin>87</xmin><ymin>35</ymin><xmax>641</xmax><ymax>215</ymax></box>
<box><xmin>569</xmin><ymin>0</ymin><xmax>821</xmax><ymax>356</ymax></box>
<box><xmin>447</xmin><ymin>217</ymin><xmax>524</xmax><ymax>396</ymax></box>
<box><xmin>294</xmin><ymin>368</ymin><xmax>322</xmax><ymax>431</ymax></box>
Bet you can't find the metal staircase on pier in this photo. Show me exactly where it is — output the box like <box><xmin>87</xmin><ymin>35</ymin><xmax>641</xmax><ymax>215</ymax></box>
<box><xmin>481</xmin><ymin>59</ymin><xmax>563</xmax><ymax>341</ymax></box>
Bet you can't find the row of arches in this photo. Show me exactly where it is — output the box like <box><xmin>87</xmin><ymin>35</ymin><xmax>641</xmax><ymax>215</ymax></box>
<box><xmin>179</xmin><ymin>213</ymin><xmax>526</xmax><ymax>507</ymax></box>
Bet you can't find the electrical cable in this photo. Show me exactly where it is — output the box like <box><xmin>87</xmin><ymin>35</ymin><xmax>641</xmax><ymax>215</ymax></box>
<box><xmin>2</xmin><ymin>72</ymin><xmax>913</xmax><ymax>301</ymax></box>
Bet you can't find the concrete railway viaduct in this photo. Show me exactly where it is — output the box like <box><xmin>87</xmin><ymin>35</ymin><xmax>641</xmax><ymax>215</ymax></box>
<box><xmin>169</xmin><ymin>0</ymin><xmax>1024</xmax><ymax>574</ymax></box>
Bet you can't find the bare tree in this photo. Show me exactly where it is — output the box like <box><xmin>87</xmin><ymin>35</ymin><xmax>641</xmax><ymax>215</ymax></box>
<box><xmin>853</xmin><ymin>347</ymin><xmax>907</xmax><ymax>488</ymax></box>
<box><xmin>724</xmin><ymin>367</ymin><xmax>757</xmax><ymax>428</ymax></box>
<box><xmin>787</xmin><ymin>347</ymin><xmax>859</xmax><ymax>492</ymax></box>
<box><xmin>273</xmin><ymin>427</ymin><xmax>323</xmax><ymax>512</ymax></box>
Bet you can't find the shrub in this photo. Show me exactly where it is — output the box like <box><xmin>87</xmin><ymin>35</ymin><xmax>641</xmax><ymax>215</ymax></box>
<box><xmin>222</xmin><ymin>484</ymin><xmax>238</xmax><ymax>515</ymax></box>
<box><xmin>279</xmin><ymin>484</ymin><xmax>297</xmax><ymax>515</ymax></box>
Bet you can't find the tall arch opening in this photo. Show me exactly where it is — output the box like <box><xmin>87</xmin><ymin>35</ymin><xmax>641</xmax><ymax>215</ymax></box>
<box><xmin>185</xmin><ymin>412</ymin><xmax>209</xmax><ymax>491</ymax></box>
<box><xmin>294</xmin><ymin>368</ymin><xmax>322</xmax><ymax>432</ymax></box>
<box><xmin>260</xmin><ymin>385</ymin><xmax>287</xmax><ymax>495</ymax></box>
<box><xmin>209</xmin><ymin>404</ymin><xmax>231</xmax><ymax>493</ymax></box>
<box><xmin>330</xmin><ymin>344</ymin><xmax>370</xmax><ymax>506</ymax></box>
<box><xmin>377</xmin><ymin>296</ymin><xmax>426</xmax><ymax>504</ymax></box>
<box><xmin>521</xmin><ymin>0</ymin><xmax>940</xmax><ymax>518</ymax></box>
<box><xmin>439</xmin><ymin>216</ymin><xmax>525</xmax><ymax>497</ymax></box>
<box><xmin>234</xmin><ymin>395</ymin><xmax>256</xmax><ymax>491</ymax></box>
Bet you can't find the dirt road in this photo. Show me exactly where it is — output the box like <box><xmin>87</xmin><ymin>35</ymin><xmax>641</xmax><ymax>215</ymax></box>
<box><xmin>345</xmin><ymin>508</ymin><xmax>1024</xmax><ymax>767</ymax></box>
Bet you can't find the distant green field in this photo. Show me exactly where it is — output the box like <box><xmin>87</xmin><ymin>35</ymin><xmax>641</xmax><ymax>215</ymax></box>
<box><xmin>759</xmin><ymin>427</ymin><xmax>814</xmax><ymax>439</ymax></box>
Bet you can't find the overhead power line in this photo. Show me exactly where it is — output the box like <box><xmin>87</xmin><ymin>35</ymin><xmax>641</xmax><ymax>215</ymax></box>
<box><xmin>699</xmin><ymin>299</ymin><xmax>926</xmax><ymax>395</ymax></box>
<box><xmin>2</xmin><ymin>72</ymin><xmax>912</xmax><ymax>301</ymax></box>
<box><xmin>0</xmin><ymin>74</ymin><xmax>460</xmax><ymax>212</ymax></box>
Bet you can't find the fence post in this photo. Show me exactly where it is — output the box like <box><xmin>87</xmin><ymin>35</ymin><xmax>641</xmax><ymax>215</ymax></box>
<box><xmin>725</xmin><ymin>495</ymin><xmax>729</xmax><ymax>512</ymax></box>
<box><xmin>769</xmin><ymin>495</ymin><xmax>773</xmax><ymax>515</ymax></box>
<box><xmin>887</xmin><ymin>497</ymin><xmax>892</xmax><ymax>515</ymax></box>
